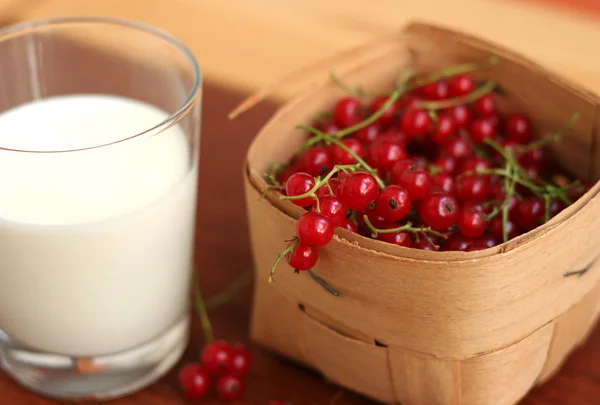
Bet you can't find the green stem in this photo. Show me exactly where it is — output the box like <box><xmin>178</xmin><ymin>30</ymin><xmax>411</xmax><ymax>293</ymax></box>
<box><xmin>205</xmin><ymin>269</ymin><xmax>254</xmax><ymax>310</ymax></box>
<box><xmin>329</xmin><ymin>72</ymin><xmax>362</xmax><ymax>97</ymax></box>
<box><xmin>280</xmin><ymin>164</ymin><xmax>360</xmax><ymax>202</ymax></box>
<box><xmin>407</xmin><ymin>57</ymin><xmax>500</xmax><ymax>90</ymax></box>
<box><xmin>485</xmin><ymin>205</ymin><xmax>501</xmax><ymax>221</ymax></box>
<box><xmin>518</xmin><ymin>113</ymin><xmax>579</xmax><ymax>153</ymax></box>
<box><xmin>269</xmin><ymin>238</ymin><xmax>298</xmax><ymax>282</ymax></box>
<box><xmin>362</xmin><ymin>215</ymin><xmax>448</xmax><ymax>239</ymax></box>
<box><xmin>193</xmin><ymin>276</ymin><xmax>215</xmax><ymax>343</ymax></box>
<box><xmin>418</xmin><ymin>81</ymin><xmax>496</xmax><ymax>110</ymax></box>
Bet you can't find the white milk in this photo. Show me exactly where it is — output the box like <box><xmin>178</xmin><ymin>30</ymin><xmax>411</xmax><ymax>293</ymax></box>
<box><xmin>0</xmin><ymin>95</ymin><xmax>198</xmax><ymax>357</ymax></box>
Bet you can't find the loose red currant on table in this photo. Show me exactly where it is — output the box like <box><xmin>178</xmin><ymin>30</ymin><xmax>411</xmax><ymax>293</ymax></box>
<box><xmin>217</xmin><ymin>375</ymin><xmax>245</xmax><ymax>400</ymax></box>
<box><xmin>455</xmin><ymin>174</ymin><xmax>489</xmax><ymax>203</ymax></box>
<box><xmin>444</xmin><ymin>105</ymin><xmax>471</xmax><ymax>128</ymax></box>
<box><xmin>373</xmin><ymin>185</ymin><xmax>412</xmax><ymax>221</ymax></box>
<box><xmin>420</xmin><ymin>80</ymin><xmax>449</xmax><ymax>100</ymax></box>
<box><xmin>356</xmin><ymin>123</ymin><xmax>381</xmax><ymax>143</ymax></box>
<box><xmin>178</xmin><ymin>363</ymin><xmax>211</xmax><ymax>398</ymax></box>
<box><xmin>201</xmin><ymin>340</ymin><xmax>233</xmax><ymax>376</ymax></box>
<box><xmin>400</xmin><ymin>108</ymin><xmax>433</xmax><ymax>137</ymax></box>
<box><xmin>299</xmin><ymin>147</ymin><xmax>332</xmax><ymax>177</ymax></box>
<box><xmin>376</xmin><ymin>229</ymin><xmax>413</xmax><ymax>247</ymax></box>
<box><xmin>230</xmin><ymin>343</ymin><xmax>252</xmax><ymax>377</ymax></box>
<box><xmin>458</xmin><ymin>207</ymin><xmax>487</xmax><ymax>238</ymax></box>
<box><xmin>339</xmin><ymin>171</ymin><xmax>380</xmax><ymax>210</ymax></box>
<box><xmin>297</xmin><ymin>212</ymin><xmax>334</xmax><ymax>247</ymax></box>
<box><xmin>313</xmin><ymin>196</ymin><xmax>346</xmax><ymax>227</ymax></box>
<box><xmin>448</xmin><ymin>74</ymin><xmax>475</xmax><ymax>96</ymax></box>
<box><xmin>469</xmin><ymin>118</ymin><xmax>497</xmax><ymax>144</ymax></box>
<box><xmin>333</xmin><ymin>97</ymin><xmax>362</xmax><ymax>128</ymax></box>
<box><xmin>366</xmin><ymin>138</ymin><xmax>407</xmax><ymax>173</ymax></box>
<box><xmin>473</xmin><ymin>94</ymin><xmax>496</xmax><ymax>118</ymax></box>
<box><xmin>370</xmin><ymin>96</ymin><xmax>398</xmax><ymax>127</ymax></box>
<box><xmin>329</xmin><ymin>138</ymin><xmax>364</xmax><ymax>165</ymax></box>
<box><xmin>285</xmin><ymin>241</ymin><xmax>318</xmax><ymax>270</ymax></box>
<box><xmin>504</xmin><ymin>114</ymin><xmax>532</xmax><ymax>144</ymax></box>
<box><xmin>419</xmin><ymin>192</ymin><xmax>460</xmax><ymax>230</ymax></box>
<box><xmin>431</xmin><ymin>172</ymin><xmax>455</xmax><ymax>194</ymax></box>
<box><xmin>285</xmin><ymin>173</ymin><xmax>316</xmax><ymax>207</ymax></box>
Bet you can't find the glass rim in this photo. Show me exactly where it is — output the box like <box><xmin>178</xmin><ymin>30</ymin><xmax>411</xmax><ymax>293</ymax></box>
<box><xmin>0</xmin><ymin>16</ymin><xmax>201</xmax><ymax>154</ymax></box>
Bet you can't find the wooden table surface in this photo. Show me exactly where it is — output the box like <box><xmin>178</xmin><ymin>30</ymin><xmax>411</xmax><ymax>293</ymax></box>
<box><xmin>0</xmin><ymin>1</ymin><xmax>599</xmax><ymax>404</ymax></box>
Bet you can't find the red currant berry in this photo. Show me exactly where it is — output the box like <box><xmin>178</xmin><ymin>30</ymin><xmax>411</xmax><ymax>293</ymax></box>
<box><xmin>340</xmin><ymin>218</ymin><xmax>358</xmax><ymax>233</ymax></box>
<box><xmin>216</xmin><ymin>375</ymin><xmax>245</xmax><ymax>400</ymax></box>
<box><xmin>286</xmin><ymin>242</ymin><xmax>318</xmax><ymax>270</ymax></box>
<box><xmin>285</xmin><ymin>173</ymin><xmax>316</xmax><ymax>207</ymax></box>
<box><xmin>568</xmin><ymin>182</ymin><xmax>591</xmax><ymax>201</ymax></box>
<box><xmin>432</xmin><ymin>113</ymin><xmax>457</xmax><ymax>144</ymax></box>
<box><xmin>515</xmin><ymin>197</ymin><xmax>545</xmax><ymax>231</ymax></box>
<box><xmin>376</xmin><ymin>229</ymin><xmax>413</xmax><ymax>247</ymax></box>
<box><xmin>457</xmin><ymin>156</ymin><xmax>492</xmax><ymax>174</ymax></box>
<box><xmin>230</xmin><ymin>343</ymin><xmax>252</xmax><ymax>377</ymax></box>
<box><xmin>278</xmin><ymin>164</ymin><xmax>300</xmax><ymax>184</ymax></box>
<box><xmin>314</xmin><ymin>196</ymin><xmax>346</xmax><ymax>227</ymax></box>
<box><xmin>329</xmin><ymin>138</ymin><xmax>364</xmax><ymax>165</ymax></box>
<box><xmin>333</xmin><ymin>97</ymin><xmax>362</xmax><ymax>128</ymax></box>
<box><xmin>420</xmin><ymin>192</ymin><xmax>460</xmax><ymax>230</ymax></box>
<box><xmin>469</xmin><ymin>118</ymin><xmax>497</xmax><ymax>144</ymax></box>
<box><xmin>370</xmin><ymin>96</ymin><xmax>398</xmax><ymax>127</ymax></box>
<box><xmin>519</xmin><ymin>148</ymin><xmax>548</xmax><ymax>169</ymax></box>
<box><xmin>505</xmin><ymin>114</ymin><xmax>532</xmax><ymax>144</ymax></box>
<box><xmin>299</xmin><ymin>147</ymin><xmax>332</xmax><ymax>177</ymax></box>
<box><xmin>476</xmin><ymin>233</ymin><xmax>499</xmax><ymax>248</ymax></box>
<box><xmin>356</xmin><ymin>123</ymin><xmax>381</xmax><ymax>144</ymax></box>
<box><xmin>458</xmin><ymin>208</ymin><xmax>487</xmax><ymax>238</ymax></box>
<box><xmin>442</xmin><ymin>137</ymin><xmax>473</xmax><ymax>159</ymax></box>
<box><xmin>473</xmin><ymin>94</ymin><xmax>496</xmax><ymax>118</ymax></box>
<box><xmin>297</xmin><ymin>212</ymin><xmax>334</xmax><ymax>247</ymax></box>
<box><xmin>448</xmin><ymin>75</ymin><xmax>475</xmax><ymax>96</ymax></box>
<box><xmin>420</xmin><ymin>80</ymin><xmax>449</xmax><ymax>100</ymax></box>
<box><xmin>396</xmin><ymin>167</ymin><xmax>431</xmax><ymax>200</ymax></box>
<box><xmin>366</xmin><ymin>139</ymin><xmax>406</xmax><ymax>173</ymax></box>
<box><xmin>549</xmin><ymin>198</ymin><xmax>566</xmax><ymax>217</ymax></box>
<box><xmin>315</xmin><ymin>177</ymin><xmax>340</xmax><ymax>198</ymax></box>
<box><xmin>178</xmin><ymin>363</ymin><xmax>211</xmax><ymax>398</ymax></box>
<box><xmin>316</xmin><ymin>118</ymin><xmax>339</xmax><ymax>134</ymax></box>
<box><xmin>400</xmin><ymin>108</ymin><xmax>433</xmax><ymax>137</ymax></box>
<box><xmin>489</xmin><ymin>217</ymin><xmax>521</xmax><ymax>240</ymax></box>
<box><xmin>455</xmin><ymin>174</ymin><xmax>489</xmax><ymax>203</ymax></box>
<box><xmin>433</xmin><ymin>156</ymin><xmax>457</xmax><ymax>174</ymax></box>
<box><xmin>398</xmin><ymin>93</ymin><xmax>421</xmax><ymax>110</ymax></box>
<box><xmin>431</xmin><ymin>172</ymin><xmax>455</xmax><ymax>194</ymax></box>
<box><xmin>378</xmin><ymin>131</ymin><xmax>407</xmax><ymax>147</ymax></box>
<box><xmin>444</xmin><ymin>105</ymin><xmax>471</xmax><ymax>128</ymax></box>
<box><xmin>201</xmin><ymin>340</ymin><xmax>233</xmax><ymax>376</ymax></box>
<box><xmin>442</xmin><ymin>233</ymin><xmax>473</xmax><ymax>251</ymax></box>
<box><xmin>413</xmin><ymin>237</ymin><xmax>439</xmax><ymax>250</ymax></box>
<box><xmin>339</xmin><ymin>172</ymin><xmax>380</xmax><ymax>210</ymax></box>
<box><xmin>373</xmin><ymin>185</ymin><xmax>412</xmax><ymax>222</ymax></box>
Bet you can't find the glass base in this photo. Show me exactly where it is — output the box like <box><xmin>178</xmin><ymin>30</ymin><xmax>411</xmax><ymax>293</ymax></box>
<box><xmin>0</xmin><ymin>316</ymin><xmax>189</xmax><ymax>401</ymax></box>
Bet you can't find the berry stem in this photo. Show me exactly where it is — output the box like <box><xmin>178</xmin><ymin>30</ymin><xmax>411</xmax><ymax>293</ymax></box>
<box><xmin>335</xmin><ymin>90</ymin><xmax>402</xmax><ymax>139</ymax></box>
<box><xmin>308</xmin><ymin>270</ymin><xmax>340</xmax><ymax>296</ymax></box>
<box><xmin>280</xmin><ymin>164</ymin><xmax>362</xmax><ymax>202</ymax></box>
<box><xmin>485</xmin><ymin>205</ymin><xmax>501</xmax><ymax>221</ymax></box>
<box><xmin>269</xmin><ymin>237</ymin><xmax>299</xmax><ymax>282</ymax></box>
<box><xmin>205</xmin><ymin>268</ymin><xmax>254</xmax><ymax>310</ymax></box>
<box><xmin>518</xmin><ymin>113</ymin><xmax>579</xmax><ymax>153</ymax></box>
<box><xmin>407</xmin><ymin>56</ymin><xmax>500</xmax><ymax>90</ymax></box>
<box><xmin>193</xmin><ymin>276</ymin><xmax>215</xmax><ymax>344</ymax></box>
<box><xmin>329</xmin><ymin>71</ymin><xmax>363</xmax><ymax>97</ymax></box>
<box><xmin>362</xmin><ymin>214</ymin><xmax>448</xmax><ymax>239</ymax></box>
<box><xmin>418</xmin><ymin>81</ymin><xmax>496</xmax><ymax>110</ymax></box>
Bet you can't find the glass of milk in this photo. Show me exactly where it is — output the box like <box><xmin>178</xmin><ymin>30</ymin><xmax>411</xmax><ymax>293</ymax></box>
<box><xmin>0</xmin><ymin>17</ymin><xmax>201</xmax><ymax>400</ymax></box>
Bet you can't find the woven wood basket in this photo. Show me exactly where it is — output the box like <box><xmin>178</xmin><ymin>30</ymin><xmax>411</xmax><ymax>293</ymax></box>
<box><xmin>244</xmin><ymin>22</ymin><xmax>600</xmax><ymax>405</ymax></box>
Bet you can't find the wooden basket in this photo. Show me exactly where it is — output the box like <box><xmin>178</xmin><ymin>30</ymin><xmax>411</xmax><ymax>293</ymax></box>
<box><xmin>243</xmin><ymin>22</ymin><xmax>600</xmax><ymax>405</ymax></box>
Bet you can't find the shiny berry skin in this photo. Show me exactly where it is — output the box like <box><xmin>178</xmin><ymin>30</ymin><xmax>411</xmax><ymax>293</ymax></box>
<box><xmin>420</xmin><ymin>80</ymin><xmax>449</xmax><ymax>100</ymax></box>
<box><xmin>456</xmin><ymin>174</ymin><xmax>489</xmax><ymax>203</ymax></box>
<box><xmin>333</xmin><ymin>97</ymin><xmax>362</xmax><ymax>128</ymax></box>
<box><xmin>458</xmin><ymin>208</ymin><xmax>487</xmax><ymax>238</ymax></box>
<box><xmin>400</xmin><ymin>108</ymin><xmax>433</xmax><ymax>137</ymax></box>
<box><xmin>230</xmin><ymin>343</ymin><xmax>252</xmax><ymax>377</ymax></box>
<box><xmin>178</xmin><ymin>364</ymin><xmax>211</xmax><ymax>398</ymax></box>
<box><xmin>444</xmin><ymin>105</ymin><xmax>471</xmax><ymax>128</ymax></box>
<box><xmin>299</xmin><ymin>147</ymin><xmax>332</xmax><ymax>177</ymax></box>
<box><xmin>277</xmin><ymin>164</ymin><xmax>300</xmax><ymax>184</ymax></box>
<box><xmin>377</xmin><ymin>229</ymin><xmax>413</xmax><ymax>247</ymax></box>
<box><xmin>458</xmin><ymin>156</ymin><xmax>492</xmax><ymax>174</ymax></box>
<box><xmin>519</xmin><ymin>147</ymin><xmax>548</xmax><ymax>169</ymax></box>
<box><xmin>469</xmin><ymin>118</ymin><xmax>497</xmax><ymax>144</ymax></box>
<box><xmin>285</xmin><ymin>173</ymin><xmax>316</xmax><ymax>207</ymax></box>
<box><xmin>431</xmin><ymin>172</ymin><xmax>455</xmax><ymax>194</ymax></box>
<box><xmin>448</xmin><ymin>74</ymin><xmax>475</xmax><ymax>96</ymax></box>
<box><xmin>397</xmin><ymin>168</ymin><xmax>431</xmax><ymax>200</ymax></box>
<box><xmin>329</xmin><ymin>138</ymin><xmax>364</xmax><ymax>165</ymax></box>
<box><xmin>201</xmin><ymin>340</ymin><xmax>234</xmax><ymax>376</ymax></box>
<box><xmin>549</xmin><ymin>199</ymin><xmax>566</xmax><ymax>217</ymax></box>
<box><xmin>489</xmin><ymin>217</ymin><xmax>521</xmax><ymax>240</ymax></box>
<box><xmin>285</xmin><ymin>242</ymin><xmax>318</xmax><ymax>270</ymax></box>
<box><xmin>432</xmin><ymin>113</ymin><xmax>457</xmax><ymax>144</ymax></box>
<box><xmin>378</xmin><ymin>131</ymin><xmax>407</xmax><ymax>147</ymax></box>
<box><xmin>339</xmin><ymin>172</ymin><xmax>380</xmax><ymax>210</ymax></box>
<box><xmin>316</xmin><ymin>119</ymin><xmax>339</xmax><ymax>134</ymax></box>
<box><xmin>366</xmin><ymin>139</ymin><xmax>406</xmax><ymax>173</ymax></box>
<box><xmin>398</xmin><ymin>93</ymin><xmax>421</xmax><ymax>110</ymax></box>
<box><xmin>473</xmin><ymin>94</ymin><xmax>496</xmax><ymax>118</ymax></box>
<box><xmin>413</xmin><ymin>238</ymin><xmax>439</xmax><ymax>250</ymax></box>
<box><xmin>314</xmin><ymin>196</ymin><xmax>346</xmax><ymax>227</ymax></box>
<box><xmin>505</xmin><ymin>114</ymin><xmax>532</xmax><ymax>144</ymax></box>
<box><xmin>340</xmin><ymin>218</ymin><xmax>358</xmax><ymax>233</ymax></box>
<box><xmin>356</xmin><ymin>123</ymin><xmax>381</xmax><ymax>144</ymax></box>
<box><xmin>476</xmin><ymin>233</ymin><xmax>499</xmax><ymax>248</ymax></box>
<box><xmin>442</xmin><ymin>137</ymin><xmax>473</xmax><ymax>159</ymax></box>
<box><xmin>442</xmin><ymin>233</ymin><xmax>473</xmax><ymax>251</ymax></box>
<box><xmin>216</xmin><ymin>375</ymin><xmax>245</xmax><ymax>400</ymax></box>
<box><xmin>515</xmin><ymin>197</ymin><xmax>545</xmax><ymax>231</ymax></box>
<box><xmin>419</xmin><ymin>192</ymin><xmax>460</xmax><ymax>230</ymax></box>
<box><xmin>370</xmin><ymin>96</ymin><xmax>398</xmax><ymax>126</ymax></box>
<box><xmin>373</xmin><ymin>185</ymin><xmax>412</xmax><ymax>222</ymax></box>
<box><xmin>297</xmin><ymin>212</ymin><xmax>334</xmax><ymax>247</ymax></box>
<box><xmin>316</xmin><ymin>177</ymin><xmax>340</xmax><ymax>198</ymax></box>
<box><xmin>433</xmin><ymin>156</ymin><xmax>457</xmax><ymax>174</ymax></box>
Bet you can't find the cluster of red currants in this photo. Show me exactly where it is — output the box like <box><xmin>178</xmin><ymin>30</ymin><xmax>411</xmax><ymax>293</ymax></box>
<box><xmin>268</xmin><ymin>63</ymin><xmax>588</xmax><ymax>276</ymax></box>
<box><xmin>178</xmin><ymin>340</ymin><xmax>252</xmax><ymax>400</ymax></box>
